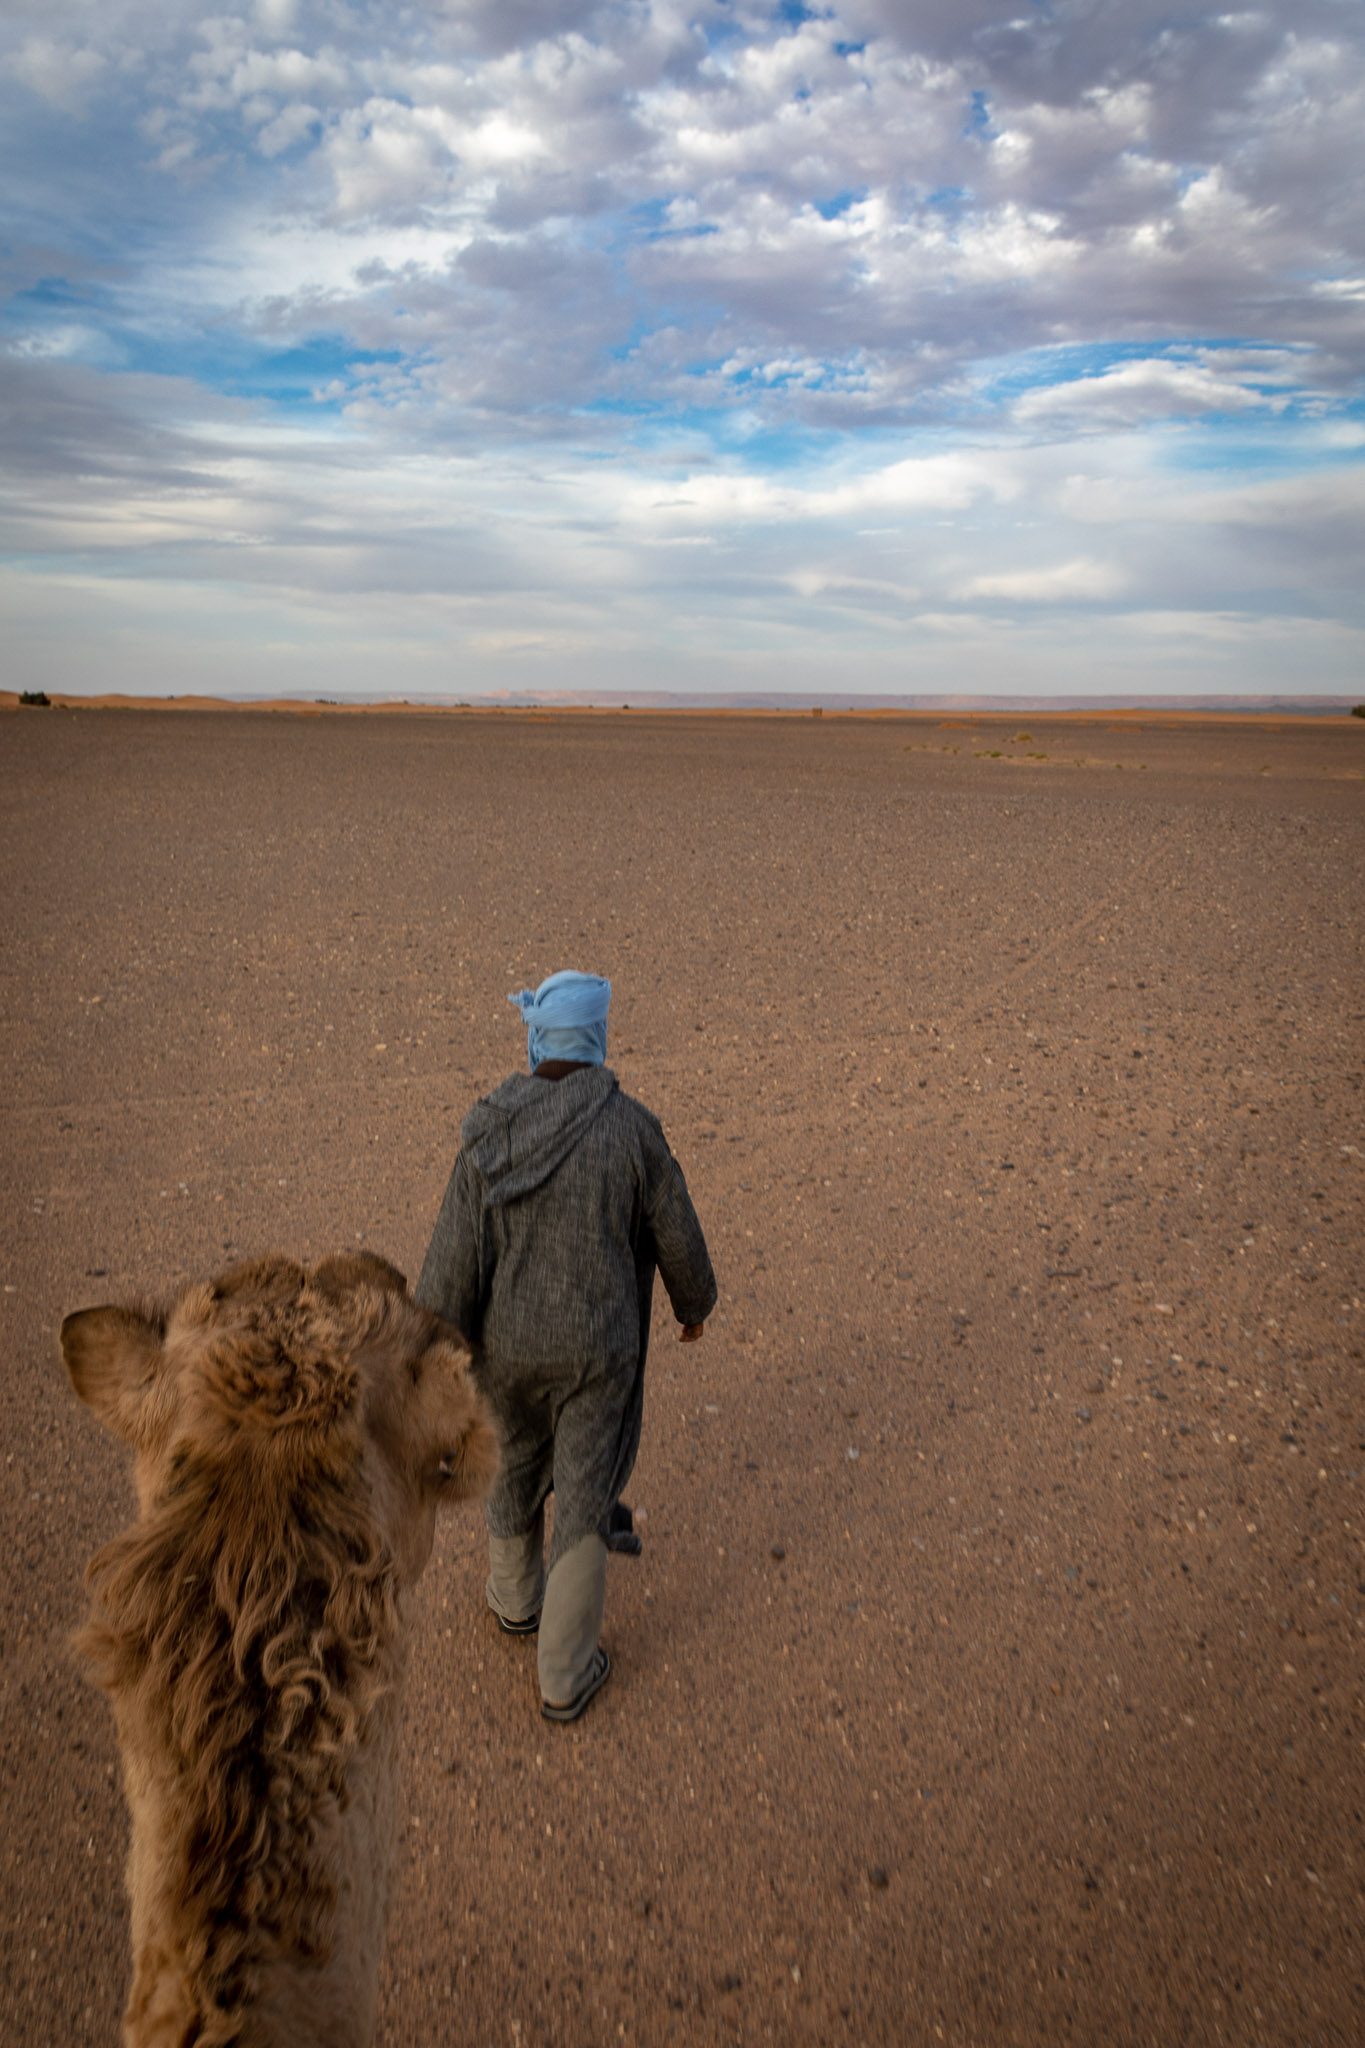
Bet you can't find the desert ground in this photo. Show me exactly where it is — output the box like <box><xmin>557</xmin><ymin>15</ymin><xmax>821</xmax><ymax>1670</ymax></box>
<box><xmin>1</xmin><ymin>705</ymin><xmax>1362</xmax><ymax>2048</ymax></box>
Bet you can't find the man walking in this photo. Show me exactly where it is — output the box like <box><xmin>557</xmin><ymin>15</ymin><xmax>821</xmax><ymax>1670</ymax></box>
<box><xmin>417</xmin><ymin>970</ymin><xmax>717</xmax><ymax>1722</ymax></box>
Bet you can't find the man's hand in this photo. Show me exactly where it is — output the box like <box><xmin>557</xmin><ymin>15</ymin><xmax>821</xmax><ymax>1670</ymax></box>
<box><xmin>678</xmin><ymin>1322</ymin><xmax>704</xmax><ymax>1343</ymax></box>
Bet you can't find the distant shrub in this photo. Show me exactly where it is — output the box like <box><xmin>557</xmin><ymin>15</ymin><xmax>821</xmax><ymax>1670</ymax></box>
<box><xmin>19</xmin><ymin>690</ymin><xmax>50</xmax><ymax>707</ymax></box>
<box><xmin>1353</xmin><ymin>704</ymin><xmax>1365</xmax><ymax>719</ymax></box>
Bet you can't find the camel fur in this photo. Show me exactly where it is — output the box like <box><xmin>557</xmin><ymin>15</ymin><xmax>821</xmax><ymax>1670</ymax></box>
<box><xmin>62</xmin><ymin>1251</ymin><xmax>499</xmax><ymax>2048</ymax></box>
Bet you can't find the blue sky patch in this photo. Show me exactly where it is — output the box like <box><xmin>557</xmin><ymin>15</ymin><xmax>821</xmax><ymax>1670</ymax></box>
<box><xmin>965</xmin><ymin>90</ymin><xmax>992</xmax><ymax>138</ymax></box>
<box><xmin>104</xmin><ymin>328</ymin><xmax>404</xmax><ymax>410</ymax></box>
<box><xmin>812</xmin><ymin>190</ymin><xmax>865</xmax><ymax>221</ymax></box>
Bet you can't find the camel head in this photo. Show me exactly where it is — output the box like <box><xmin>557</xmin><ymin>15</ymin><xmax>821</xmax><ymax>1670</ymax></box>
<box><xmin>61</xmin><ymin>1249</ymin><xmax>499</xmax><ymax>1586</ymax></box>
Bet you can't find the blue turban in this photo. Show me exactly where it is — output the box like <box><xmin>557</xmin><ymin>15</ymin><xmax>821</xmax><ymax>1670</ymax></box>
<box><xmin>508</xmin><ymin>970</ymin><xmax>612</xmax><ymax>1072</ymax></box>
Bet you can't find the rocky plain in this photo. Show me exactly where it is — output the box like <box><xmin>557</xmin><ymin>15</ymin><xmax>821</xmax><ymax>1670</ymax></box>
<box><xmin>1</xmin><ymin>704</ymin><xmax>1362</xmax><ymax>2047</ymax></box>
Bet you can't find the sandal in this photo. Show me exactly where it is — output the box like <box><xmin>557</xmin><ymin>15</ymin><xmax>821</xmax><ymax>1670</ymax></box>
<box><xmin>541</xmin><ymin>1647</ymin><xmax>611</xmax><ymax>1723</ymax></box>
<box><xmin>494</xmin><ymin>1609</ymin><xmax>540</xmax><ymax>1636</ymax></box>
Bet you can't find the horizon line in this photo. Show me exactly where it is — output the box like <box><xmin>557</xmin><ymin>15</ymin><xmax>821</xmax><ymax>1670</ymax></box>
<box><xmin>6</xmin><ymin>688</ymin><xmax>1362</xmax><ymax>721</ymax></box>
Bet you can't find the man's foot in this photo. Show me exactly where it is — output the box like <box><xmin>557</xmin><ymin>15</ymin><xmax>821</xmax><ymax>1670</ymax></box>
<box><xmin>541</xmin><ymin>1647</ymin><xmax>611</xmax><ymax>1723</ymax></box>
<box><xmin>606</xmin><ymin>1502</ymin><xmax>642</xmax><ymax>1556</ymax></box>
<box><xmin>493</xmin><ymin>1608</ymin><xmax>540</xmax><ymax>1636</ymax></box>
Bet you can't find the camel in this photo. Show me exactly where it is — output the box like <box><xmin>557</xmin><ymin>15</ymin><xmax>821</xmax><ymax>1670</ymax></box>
<box><xmin>61</xmin><ymin>1250</ymin><xmax>499</xmax><ymax>2048</ymax></box>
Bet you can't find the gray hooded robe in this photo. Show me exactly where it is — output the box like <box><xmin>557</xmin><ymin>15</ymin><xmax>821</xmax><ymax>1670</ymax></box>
<box><xmin>415</xmin><ymin>1066</ymin><xmax>717</xmax><ymax>1563</ymax></box>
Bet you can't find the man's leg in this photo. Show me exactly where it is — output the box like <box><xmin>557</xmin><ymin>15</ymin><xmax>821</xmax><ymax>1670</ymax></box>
<box><xmin>485</xmin><ymin>1499</ymin><xmax>546</xmax><ymax>1627</ymax></box>
<box><xmin>538</xmin><ymin>1532</ymin><xmax>607</xmax><ymax>1708</ymax></box>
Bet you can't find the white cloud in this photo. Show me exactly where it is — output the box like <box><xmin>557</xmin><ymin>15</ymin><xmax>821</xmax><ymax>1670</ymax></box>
<box><xmin>613</xmin><ymin>450</ymin><xmax>1009</xmax><ymax>531</ymax></box>
<box><xmin>6</xmin><ymin>323</ymin><xmax>106</xmax><ymax>362</ymax></box>
<box><xmin>234</xmin><ymin>46</ymin><xmax>345</xmax><ymax>98</ymax></box>
<box><xmin>254</xmin><ymin>0</ymin><xmax>300</xmax><ymax>35</ymax></box>
<box><xmin>13</xmin><ymin>36</ymin><xmax>106</xmax><ymax>114</ymax></box>
<box><xmin>458</xmin><ymin>113</ymin><xmax>549</xmax><ymax>170</ymax></box>
<box><xmin>959</xmin><ymin>558</ymin><xmax>1127</xmax><ymax>603</ymax></box>
<box><xmin>256</xmin><ymin>101</ymin><xmax>320</xmax><ymax>157</ymax></box>
<box><xmin>1015</xmin><ymin>358</ymin><xmax>1287</xmax><ymax>430</ymax></box>
<box><xmin>322</xmin><ymin>100</ymin><xmax>457</xmax><ymax>220</ymax></box>
<box><xmin>1175</xmin><ymin>466</ymin><xmax>1365</xmax><ymax>533</ymax></box>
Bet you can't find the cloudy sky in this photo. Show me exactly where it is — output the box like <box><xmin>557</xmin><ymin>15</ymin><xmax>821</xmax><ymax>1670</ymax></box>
<box><xmin>4</xmin><ymin>1</ymin><xmax>1363</xmax><ymax>700</ymax></box>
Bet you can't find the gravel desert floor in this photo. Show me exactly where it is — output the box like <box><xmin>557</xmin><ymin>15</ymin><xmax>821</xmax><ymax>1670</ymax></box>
<box><xmin>1</xmin><ymin>707</ymin><xmax>1362</xmax><ymax>2048</ymax></box>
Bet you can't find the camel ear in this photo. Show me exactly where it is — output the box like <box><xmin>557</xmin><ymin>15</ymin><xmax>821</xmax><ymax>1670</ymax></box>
<box><xmin>61</xmin><ymin>1306</ymin><xmax>165</xmax><ymax>1445</ymax></box>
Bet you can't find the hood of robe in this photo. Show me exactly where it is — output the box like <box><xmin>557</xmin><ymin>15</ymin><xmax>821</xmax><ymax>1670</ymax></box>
<box><xmin>459</xmin><ymin>1065</ymin><xmax>619</xmax><ymax>1206</ymax></box>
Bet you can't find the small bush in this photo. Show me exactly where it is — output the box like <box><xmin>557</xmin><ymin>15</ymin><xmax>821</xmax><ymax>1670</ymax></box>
<box><xmin>1352</xmin><ymin>704</ymin><xmax>1365</xmax><ymax>719</ymax></box>
<box><xmin>19</xmin><ymin>690</ymin><xmax>50</xmax><ymax>707</ymax></box>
